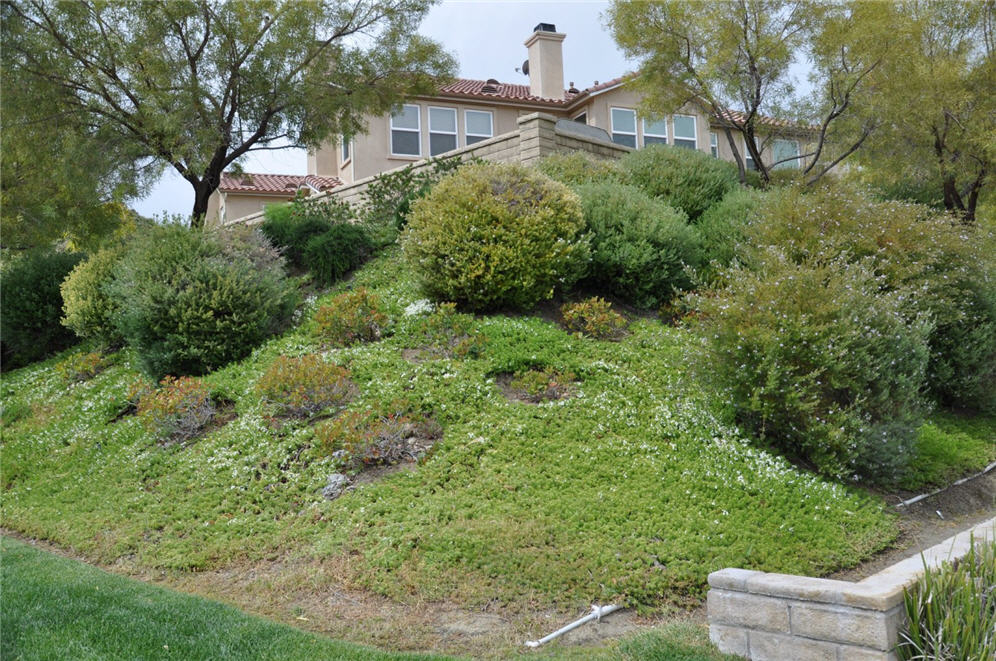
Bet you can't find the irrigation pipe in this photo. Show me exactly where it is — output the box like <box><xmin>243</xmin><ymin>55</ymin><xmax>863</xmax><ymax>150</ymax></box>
<box><xmin>524</xmin><ymin>604</ymin><xmax>622</xmax><ymax>648</ymax></box>
<box><xmin>895</xmin><ymin>459</ymin><xmax>996</xmax><ymax>509</ymax></box>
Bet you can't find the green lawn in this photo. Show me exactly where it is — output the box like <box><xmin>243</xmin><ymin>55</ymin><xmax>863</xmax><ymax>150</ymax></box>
<box><xmin>4</xmin><ymin>246</ymin><xmax>983</xmax><ymax>618</ymax></box>
<box><xmin>0</xmin><ymin>536</ymin><xmax>451</xmax><ymax>661</ymax></box>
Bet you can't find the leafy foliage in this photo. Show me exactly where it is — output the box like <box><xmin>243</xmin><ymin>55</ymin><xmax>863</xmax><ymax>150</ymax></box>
<box><xmin>403</xmin><ymin>162</ymin><xmax>589</xmax><ymax>310</ymax></box>
<box><xmin>405</xmin><ymin>302</ymin><xmax>487</xmax><ymax>358</ymax></box>
<box><xmin>898</xmin><ymin>536</ymin><xmax>996</xmax><ymax>661</ymax></box>
<box><xmin>691</xmin><ymin>252</ymin><xmax>931</xmax><ymax>483</ymax></box>
<box><xmin>108</xmin><ymin>225</ymin><xmax>297</xmax><ymax>380</ymax></box>
<box><xmin>60</xmin><ymin>243</ymin><xmax>126</xmax><ymax>346</ymax></box>
<box><xmin>313</xmin><ymin>288</ymin><xmax>389</xmax><ymax>347</ymax></box>
<box><xmin>254</xmin><ymin>355</ymin><xmax>355</xmax><ymax>419</ymax></box>
<box><xmin>359</xmin><ymin>156</ymin><xmax>466</xmax><ymax>231</ymax></box>
<box><xmin>620</xmin><ymin>145</ymin><xmax>738</xmax><ymax>221</ymax></box>
<box><xmin>535</xmin><ymin>152</ymin><xmax>623</xmax><ymax>187</ymax></box>
<box><xmin>695</xmin><ymin>187</ymin><xmax>765</xmax><ymax>281</ymax></box>
<box><xmin>137</xmin><ymin>376</ymin><xmax>215</xmax><ymax>444</ymax></box>
<box><xmin>316</xmin><ymin>401</ymin><xmax>442</xmax><ymax>468</ymax></box>
<box><xmin>0</xmin><ymin>249</ymin><xmax>84</xmax><ymax>370</ymax></box>
<box><xmin>55</xmin><ymin>352</ymin><xmax>106</xmax><ymax>383</ymax></box>
<box><xmin>576</xmin><ymin>181</ymin><xmax>701</xmax><ymax>307</ymax></box>
<box><xmin>506</xmin><ymin>367</ymin><xmax>576</xmax><ymax>403</ymax></box>
<box><xmin>561</xmin><ymin>298</ymin><xmax>628</xmax><ymax>340</ymax></box>
<box><xmin>303</xmin><ymin>224</ymin><xmax>374</xmax><ymax>286</ymax></box>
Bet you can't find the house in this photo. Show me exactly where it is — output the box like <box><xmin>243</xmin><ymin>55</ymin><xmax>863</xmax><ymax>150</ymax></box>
<box><xmin>210</xmin><ymin>23</ymin><xmax>812</xmax><ymax>224</ymax></box>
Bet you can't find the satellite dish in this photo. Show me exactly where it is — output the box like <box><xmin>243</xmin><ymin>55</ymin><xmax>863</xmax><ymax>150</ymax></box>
<box><xmin>521</xmin><ymin>59</ymin><xmax>530</xmax><ymax>76</ymax></box>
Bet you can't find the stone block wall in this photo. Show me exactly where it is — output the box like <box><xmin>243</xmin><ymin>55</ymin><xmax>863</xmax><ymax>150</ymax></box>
<box><xmin>707</xmin><ymin>517</ymin><xmax>994</xmax><ymax>660</ymax></box>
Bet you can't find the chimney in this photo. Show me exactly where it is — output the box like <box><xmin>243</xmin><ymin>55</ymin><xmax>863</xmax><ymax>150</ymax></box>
<box><xmin>524</xmin><ymin>22</ymin><xmax>565</xmax><ymax>100</ymax></box>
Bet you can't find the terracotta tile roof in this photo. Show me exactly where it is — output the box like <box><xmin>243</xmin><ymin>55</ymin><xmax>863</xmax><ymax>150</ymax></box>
<box><xmin>218</xmin><ymin>172</ymin><xmax>342</xmax><ymax>194</ymax></box>
<box><xmin>433</xmin><ymin>76</ymin><xmax>629</xmax><ymax>107</ymax></box>
<box><xmin>716</xmin><ymin>108</ymin><xmax>816</xmax><ymax>131</ymax></box>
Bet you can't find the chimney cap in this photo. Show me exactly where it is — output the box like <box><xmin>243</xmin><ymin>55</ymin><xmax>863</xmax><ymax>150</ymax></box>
<box><xmin>533</xmin><ymin>22</ymin><xmax>556</xmax><ymax>33</ymax></box>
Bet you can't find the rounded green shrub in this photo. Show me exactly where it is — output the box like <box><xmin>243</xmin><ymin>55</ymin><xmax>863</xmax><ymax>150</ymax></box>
<box><xmin>403</xmin><ymin>162</ymin><xmax>589</xmax><ymax>311</ymax></box>
<box><xmin>536</xmin><ymin>152</ymin><xmax>622</xmax><ymax>187</ymax></box>
<box><xmin>620</xmin><ymin>144</ymin><xmax>738</xmax><ymax>221</ymax></box>
<box><xmin>696</xmin><ymin>188</ymin><xmax>766</xmax><ymax>280</ymax></box>
<box><xmin>302</xmin><ymin>224</ymin><xmax>374</xmax><ymax>286</ymax></box>
<box><xmin>60</xmin><ymin>243</ymin><xmax>126</xmax><ymax>346</ymax></box>
<box><xmin>744</xmin><ymin>186</ymin><xmax>996</xmax><ymax>413</ymax></box>
<box><xmin>108</xmin><ymin>224</ymin><xmax>297</xmax><ymax>380</ymax></box>
<box><xmin>576</xmin><ymin>182</ymin><xmax>701</xmax><ymax>307</ymax></box>
<box><xmin>692</xmin><ymin>251</ymin><xmax>931</xmax><ymax>483</ymax></box>
<box><xmin>0</xmin><ymin>249</ymin><xmax>84</xmax><ymax>370</ymax></box>
<box><xmin>260</xmin><ymin>210</ymin><xmax>330</xmax><ymax>269</ymax></box>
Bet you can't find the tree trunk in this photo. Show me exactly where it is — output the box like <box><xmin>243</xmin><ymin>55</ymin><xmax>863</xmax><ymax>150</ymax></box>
<box><xmin>189</xmin><ymin>171</ymin><xmax>221</xmax><ymax>229</ymax></box>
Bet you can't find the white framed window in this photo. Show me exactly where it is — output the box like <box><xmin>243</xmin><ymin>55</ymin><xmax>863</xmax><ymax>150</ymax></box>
<box><xmin>772</xmin><ymin>138</ymin><xmax>801</xmax><ymax>170</ymax></box>
<box><xmin>710</xmin><ymin>132</ymin><xmax>718</xmax><ymax>158</ymax></box>
<box><xmin>743</xmin><ymin>136</ymin><xmax>758</xmax><ymax>170</ymax></box>
<box><xmin>672</xmin><ymin>114</ymin><xmax>697</xmax><ymax>149</ymax></box>
<box><xmin>390</xmin><ymin>104</ymin><xmax>421</xmax><ymax>157</ymax></box>
<box><xmin>465</xmin><ymin>109</ymin><xmax>493</xmax><ymax>145</ymax></box>
<box><xmin>340</xmin><ymin>135</ymin><xmax>351</xmax><ymax>163</ymax></box>
<box><xmin>642</xmin><ymin>117</ymin><xmax>668</xmax><ymax>146</ymax></box>
<box><xmin>428</xmin><ymin>106</ymin><xmax>457</xmax><ymax>156</ymax></box>
<box><xmin>610</xmin><ymin>107</ymin><xmax>637</xmax><ymax>148</ymax></box>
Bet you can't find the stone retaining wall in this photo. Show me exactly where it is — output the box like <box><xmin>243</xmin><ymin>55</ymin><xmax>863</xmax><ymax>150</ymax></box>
<box><xmin>707</xmin><ymin>517</ymin><xmax>994</xmax><ymax>660</ymax></box>
<box><xmin>223</xmin><ymin>112</ymin><xmax>631</xmax><ymax>227</ymax></box>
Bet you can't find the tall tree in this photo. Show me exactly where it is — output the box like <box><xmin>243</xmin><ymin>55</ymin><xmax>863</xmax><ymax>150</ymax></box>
<box><xmin>842</xmin><ymin>1</ymin><xmax>994</xmax><ymax>223</ymax></box>
<box><xmin>606</xmin><ymin>0</ymin><xmax>885</xmax><ymax>185</ymax></box>
<box><xmin>2</xmin><ymin>0</ymin><xmax>456</xmax><ymax>227</ymax></box>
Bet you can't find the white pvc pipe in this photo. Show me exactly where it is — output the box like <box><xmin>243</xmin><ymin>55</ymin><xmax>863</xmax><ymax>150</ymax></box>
<box><xmin>524</xmin><ymin>604</ymin><xmax>622</xmax><ymax>648</ymax></box>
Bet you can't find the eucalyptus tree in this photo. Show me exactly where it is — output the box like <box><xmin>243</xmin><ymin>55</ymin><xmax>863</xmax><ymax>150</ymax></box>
<box><xmin>1</xmin><ymin>0</ymin><xmax>456</xmax><ymax>227</ymax></box>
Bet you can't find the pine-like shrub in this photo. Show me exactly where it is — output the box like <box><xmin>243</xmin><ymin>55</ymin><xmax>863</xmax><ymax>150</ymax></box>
<box><xmin>691</xmin><ymin>251</ymin><xmax>931</xmax><ymax>483</ymax></box>
<box><xmin>0</xmin><ymin>249</ymin><xmax>84</xmax><ymax>369</ymax></box>
<box><xmin>313</xmin><ymin>288</ymin><xmax>388</xmax><ymax>347</ymax></box>
<box><xmin>620</xmin><ymin>144</ymin><xmax>738</xmax><ymax>221</ymax></box>
<box><xmin>260</xmin><ymin>210</ymin><xmax>330</xmax><ymax>269</ymax></box>
<box><xmin>576</xmin><ymin>182</ymin><xmax>701</xmax><ymax>307</ymax></box>
<box><xmin>536</xmin><ymin>152</ymin><xmax>622</xmax><ymax>187</ymax></box>
<box><xmin>561</xmin><ymin>297</ymin><xmax>628</xmax><ymax>340</ymax></box>
<box><xmin>696</xmin><ymin>188</ymin><xmax>765</xmax><ymax>280</ymax></box>
<box><xmin>60</xmin><ymin>243</ymin><xmax>126</xmax><ymax>346</ymax></box>
<box><xmin>744</xmin><ymin>186</ymin><xmax>996</xmax><ymax>413</ymax></box>
<box><xmin>403</xmin><ymin>162</ymin><xmax>589</xmax><ymax>311</ymax></box>
<box><xmin>302</xmin><ymin>224</ymin><xmax>374</xmax><ymax>286</ymax></box>
<box><xmin>254</xmin><ymin>354</ymin><xmax>355</xmax><ymax>418</ymax></box>
<box><xmin>108</xmin><ymin>225</ymin><xmax>297</xmax><ymax>380</ymax></box>
<box><xmin>137</xmin><ymin>375</ymin><xmax>216</xmax><ymax>444</ymax></box>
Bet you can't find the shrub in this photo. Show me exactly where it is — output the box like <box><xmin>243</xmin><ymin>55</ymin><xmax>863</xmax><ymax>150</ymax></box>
<box><xmin>260</xmin><ymin>212</ymin><xmax>330</xmax><ymax>269</ymax></box>
<box><xmin>313</xmin><ymin>288</ymin><xmax>388</xmax><ymax>346</ymax></box>
<box><xmin>302</xmin><ymin>224</ymin><xmax>374</xmax><ymax>286</ymax></box>
<box><xmin>535</xmin><ymin>152</ymin><xmax>622</xmax><ymax>187</ymax></box>
<box><xmin>360</xmin><ymin>155</ymin><xmax>465</xmax><ymax>231</ymax></box>
<box><xmin>137</xmin><ymin>375</ymin><xmax>215</xmax><ymax>443</ymax></box>
<box><xmin>561</xmin><ymin>298</ymin><xmax>628</xmax><ymax>340</ymax></box>
<box><xmin>403</xmin><ymin>162</ymin><xmax>589</xmax><ymax>311</ymax></box>
<box><xmin>576</xmin><ymin>182</ymin><xmax>701</xmax><ymax>307</ymax></box>
<box><xmin>55</xmin><ymin>352</ymin><xmax>105</xmax><ymax>383</ymax></box>
<box><xmin>744</xmin><ymin>186</ymin><xmax>996</xmax><ymax>413</ymax></box>
<box><xmin>620</xmin><ymin>144</ymin><xmax>738</xmax><ymax>221</ymax></box>
<box><xmin>108</xmin><ymin>224</ymin><xmax>297</xmax><ymax>380</ymax></box>
<box><xmin>695</xmin><ymin>188</ymin><xmax>765</xmax><ymax>280</ymax></box>
<box><xmin>0</xmin><ymin>249</ymin><xmax>85</xmax><ymax>369</ymax></box>
<box><xmin>506</xmin><ymin>367</ymin><xmax>576</xmax><ymax>403</ymax></box>
<box><xmin>408</xmin><ymin>302</ymin><xmax>487</xmax><ymax>358</ymax></box>
<box><xmin>254</xmin><ymin>355</ymin><xmax>355</xmax><ymax>418</ymax></box>
<box><xmin>60</xmin><ymin>243</ymin><xmax>126</xmax><ymax>346</ymax></box>
<box><xmin>691</xmin><ymin>252</ymin><xmax>931</xmax><ymax>483</ymax></box>
<box><xmin>316</xmin><ymin>402</ymin><xmax>442</xmax><ymax>467</ymax></box>
<box><xmin>898</xmin><ymin>536</ymin><xmax>996</xmax><ymax>660</ymax></box>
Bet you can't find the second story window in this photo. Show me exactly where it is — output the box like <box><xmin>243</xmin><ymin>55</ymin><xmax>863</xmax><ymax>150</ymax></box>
<box><xmin>643</xmin><ymin>117</ymin><xmax>668</xmax><ymax>146</ymax></box>
<box><xmin>610</xmin><ymin>107</ymin><xmax>637</xmax><ymax>148</ymax></box>
<box><xmin>429</xmin><ymin>106</ymin><xmax>457</xmax><ymax>156</ymax></box>
<box><xmin>710</xmin><ymin>132</ymin><xmax>718</xmax><ymax>158</ymax></box>
<box><xmin>673</xmin><ymin>114</ymin><xmax>697</xmax><ymax>149</ymax></box>
<box><xmin>465</xmin><ymin>110</ymin><xmax>493</xmax><ymax>145</ymax></box>
<box><xmin>390</xmin><ymin>104</ymin><xmax>421</xmax><ymax>157</ymax></box>
<box><xmin>340</xmin><ymin>135</ymin><xmax>350</xmax><ymax>163</ymax></box>
<box><xmin>772</xmin><ymin>138</ymin><xmax>800</xmax><ymax>170</ymax></box>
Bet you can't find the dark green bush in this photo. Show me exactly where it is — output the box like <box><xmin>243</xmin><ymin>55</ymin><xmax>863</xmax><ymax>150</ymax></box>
<box><xmin>260</xmin><ymin>193</ymin><xmax>357</xmax><ymax>268</ymax></box>
<box><xmin>691</xmin><ymin>251</ymin><xmax>931</xmax><ymax>483</ymax></box>
<box><xmin>536</xmin><ymin>152</ymin><xmax>622</xmax><ymax>187</ymax></box>
<box><xmin>303</xmin><ymin>224</ymin><xmax>374</xmax><ymax>286</ymax></box>
<box><xmin>696</xmin><ymin>188</ymin><xmax>765</xmax><ymax>280</ymax></box>
<box><xmin>620</xmin><ymin>144</ymin><xmax>738</xmax><ymax>221</ymax></box>
<box><xmin>744</xmin><ymin>186</ymin><xmax>996</xmax><ymax>413</ymax></box>
<box><xmin>403</xmin><ymin>162</ymin><xmax>589</xmax><ymax>311</ymax></box>
<box><xmin>60</xmin><ymin>243</ymin><xmax>126</xmax><ymax>346</ymax></box>
<box><xmin>1</xmin><ymin>249</ymin><xmax>84</xmax><ymax>369</ymax></box>
<box><xmin>576</xmin><ymin>182</ymin><xmax>701</xmax><ymax>307</ymax></box>
<box><xmin>108</xmin><ymin>225</ymin><xmax>297</xmax><ymax>380</ymax></box>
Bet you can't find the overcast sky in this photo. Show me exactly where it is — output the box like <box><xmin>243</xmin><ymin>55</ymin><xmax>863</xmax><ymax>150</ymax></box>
<box><xmin>133</xmin><ymin>0</ymin><xmax>631</xmax><ymax>218</ymax></box>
